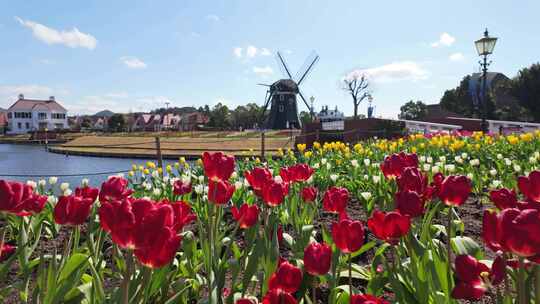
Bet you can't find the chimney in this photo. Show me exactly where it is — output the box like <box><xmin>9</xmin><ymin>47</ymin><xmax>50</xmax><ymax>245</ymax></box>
<box><xmin>18</xmin><ymin>94</ymin><xmax>24</xmax><ymax>100</ymax></box>
<box><xmin>49</xmin><ymin>96</ymin><xmax>55</xmax><ymax>102</ymax></box>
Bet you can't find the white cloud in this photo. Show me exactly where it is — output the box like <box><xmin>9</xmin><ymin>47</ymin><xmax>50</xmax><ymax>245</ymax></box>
<box><xmin>253</xmin><ymin>66</ymin><xmax>274</xmax><ymax>76</ymax></box>
<box><xmin>206</xmin><ymin>14</ymin><xmax>220</xmax><ymax>22</ymax></box>
<box><xmin>260</xmin><ymin>48</ymin><xmax>272</xmax><ymax>56</ymax></box>
<box><xmin>40</xmin><ymin>59</ymin><xmax>55</xmax><ymax>65</ymax></box>
<box><xmin>105</xmin><ymin>92</ymin><xmax>129</xmax><ymax>99</ymax></box>
<box><xmin>120</xmin><ymin>56</ymin><xmax>147</xmax><ymax>69</ymax></box>
<box><xmin>15</xmin><ymin>16</ymin><xmax>97</xmax><ymax>50</ymax></box>
<box><xmin>449</xmin><ymin>52</ymin><xmax>465</xmax><ymax>61</ymax></box>
<box><xmin>233</xmin><ymin>47</ymin><xmax>243</xmax><ymax>58</ymax></box>
<box><xmin>348</xmin><ymin>61</ymin><xmax>429</xmax><ymax>83</ymax></box>
<box><xmin>431</xmin><ymin>32</ymin><xmax>455</xmax><ymax>47</ymax></box>
<box><xmin>246</xmin><ymin>45</ymin><xmax>258</xmax><ymax>58</ymax></box>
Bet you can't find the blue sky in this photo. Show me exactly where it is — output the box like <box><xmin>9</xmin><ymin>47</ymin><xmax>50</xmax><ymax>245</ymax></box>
<box><xmin>1</xmin><ymin>0</ymin><xmax>539</xmax><ymax>117</ymax></box>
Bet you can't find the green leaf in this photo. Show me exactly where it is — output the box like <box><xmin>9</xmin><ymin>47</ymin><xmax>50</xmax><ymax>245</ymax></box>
<box><xmin>451</xmin><ymin>236</ymin><xmax>483</xmax><ymax>259</ymax></box>
<box><xmin>58</xmin><ymin>253</ymin><xmax>89</xmax><ymax>282</ymax></box>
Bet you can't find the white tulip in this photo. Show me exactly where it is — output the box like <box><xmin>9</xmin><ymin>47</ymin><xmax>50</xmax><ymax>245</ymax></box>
<box><xmin>423</xmin><ymin>164</ymin><xmax>431</xmax><ymax>172</ymax></box>
<box><xmin>204</xmin><ymin>186</ymin><xmax>209</xmax><ymax>194</ymax></box>
<box><xmin>372</xmin><ymin>175</ymin><xmax>381</xmax><ymax>184</ymax></box>
<box><xmin>38</xmin><ymin>179</ymin><xmax>46</xmax><ymax>187</ymax></box>
<box><xmin>198</xmin><ymin>175</ymin><xmax>205</xmax><ymax>183</ymax></box>
<box><xmin>455</xmin><ymin>156</ymin><xmax>463</xmax><ymax>164</ymax></box>
<box><xmin>432</xmin><ymin>166</ymin><xmax>440</xmax><ymax>174</ymax></box>
<box><xmin>274</xmin><ymin>176</ymin><xmax>283</xmax><ymax>183</ymax></box>
<box><xmin>530</xmin><ymin>157</ymin><xmax>537</xmax><ymax>164</ymax></box>
<box><xmin>504</xmin><ymin>158</ymin><xmax>512</xmax><ymax>166</ymax></box>
<box><xmin>26</xmin><ymin>180</ymin><xmax>37</xmax><ymax>189</ymax></box>
<box><xmin>162</xmin><ymin>176</ymin><xmax>170</xmax><ymax>184</ymax></box>
<box><xmin>321</xmin><ymin>158</ymin><xmax>327</xmax><ymax>165</ymax></box>
<box><xmin>330</xmin><ymin>174</ymin><xmax>338</xmax><ymax>182</ymax></box>
<box><xmin>307</xmin><ymin>176</ymin><xmax>314</xmax><ymax>184</ymax></box>
<box><xmin>145</xmin><ymin>183</ymin><xmax>152</xmax><ymax>191</ymax></box>
<box><xmin>151</xmin><ymin>170</ymin><xmax>159</xmax><ymax>178</ymax></box>
<box><xmin>419</xmin><ymin>156</ymin><xmax>426</xmax><ymax>163</ymax></box>
<box><xmin>461</xmin><ymin>153</ymin><xmax>468</xmax><ymax>159</ymax></box>
<box><xmin>490</xmin><ymin>169</ymin><xmax>497</xmax><ymax>176</ymax></box>
<box><xmin>351</xmin><ymin>159</ymin><xmax>359</xmax><ymax>168</ymax></box>
<box><xmin>363</xmin><ymin>159</ymin><xmax>371</xmax><ymax>166</ymax></box>
<box><xmin>326</xmin><ymin>163</ymin><xmax>331</xmax><ymax>170</ymax></box>
<box><xmin>231</xmin><ymin>172</ymin><xmax>238</xmax><ymax>179</ymax></box>
<box><xmin>235</xmin><ymin>181</ymin><xmax>243</xmax><ymax>189</ymax></box>
<box><xmin>467</xmin><ymin>173</ymin><xmax>474</xmax><ymax>180</ymax></box>
<box><xmin>48</xmin><ymin>176</ymin><xmax>58</xmax><ymax>185</ymax></box>
<box><xmin>60</xmin><ymin>182</ymin><xmax>70</xmax><ymax>191</ymax></box>
<box><xmin>181</xmin><ymin>175</ymin><xmax>191</xmax><ymax>184</ymax></box>
<box><xmin>426</xmin><ymin>157</ymin><xmax>433</xmax><ymax>164</ymax></box>
<box><xmin>491</xmin><ymin>180</ymin><xmax>502</xmax><ymax>188</ymax></box>
<box><xmin>194</xmin><ymin>184</ymin><xmax>204</xmax><ymax>194</ymax></box>
<box><xmin>47</xmin><ymin>195</ymin><xmax>56</xmax><ymax>204</ymax></box>
<box><xmin>363</xmin><ymin>174</ymin><xmax>369</xmax><ymax>180</ymax></box>
<box><xmin>535</xmin><ymin>151</ymin><xmax>540</xmax><ymax>158</ymax></box>
<box><xmin>313</xmin><ymin>163</ymin><xmax>320</xmax><ymax>169</ymax></box>
<box><xmin>445</xmin><ymin>164</ymin><xmax>455</xmax><ymax>173</ymax></box>
<box><xmin>63</xmin><ymin>189</ymin><xmax>72</xmax><ymax>196</ymax></box>
<box><xmin>439</xmin><ymin>156</ymin><xmax>446</xmax><ymax>163</ymax></box>
<box><xmin>469</xmin><ymin>159</ymin><xmax>480</xmax><ymax>166</ymax></box>
<box><xmin>514</xmin><ymin>164</ymin><xmax>522</xmax><ymax>173</ymax></box>
<box><xmin>497</xmin><ymin>154</ymin><xmax>503</xmax><ymax>160</ymax></box>
<box><xmin>360</xmin><ymin>192</ymin><xmax>372</xmax><ymax>201</ymax></box>
<box><xmin>81</xmin><ymin>178</ymin><xmax>89</xmax><ymax>187</ymax></box>
<box><xmin>153</xmin><ymin>188</ymin><xmax>161</xmax><ymax>196</ymax></box>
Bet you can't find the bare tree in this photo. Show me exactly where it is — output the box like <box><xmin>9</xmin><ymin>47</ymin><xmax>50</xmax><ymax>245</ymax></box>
<box><xmin>343</xmin><ymin>72</ymin><xmax>370</xmax><ymax>119</ymax></box>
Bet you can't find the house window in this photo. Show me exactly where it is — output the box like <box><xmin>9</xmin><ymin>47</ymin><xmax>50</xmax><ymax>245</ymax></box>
<box><xmin>279</xmin><ymin>95</ymin><xmax>284</xmax><ymax>101</ymax></box>
<box><xmin>279</xmin><ymin>105</ymin><xmax>284</xmax><ymax>112</ymax></box>
<box><xmin>55</xmin><ymin>123</ymin><xmax>64</xmax><ymax>129</ymax></box>
<box><xmin>52</xmin><ymin>113</ymin><xmax>66</xmax><ymax>119</ymax></box>
<box><xmin>17</xmin><ymin>122</ymin><xmax>22</xmax><ymax>129</ymax></box>
<box><xmin>7</xmin><ymin>113</ymin><xmax>12</xmax><ymax>119</ymax></box>
<box><xmin>39</xmin><ymin>113</ymin><xmax>47</xmax><ymax>120</ymax></box>
<box><xmin>14</xmin><ymin>112</ymin><xmax>32</xmax><ymax>119</ymax></box>
<box><xmin>25</xmin><ymin>122</ymin><xmax>30</xmax><ymax>129</ymax></box>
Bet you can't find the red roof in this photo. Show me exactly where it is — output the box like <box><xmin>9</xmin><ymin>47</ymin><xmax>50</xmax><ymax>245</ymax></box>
<box><xmin>8</xmin><ymin>98</ymin><xmax>67</xmax><ymax>112</ymax></box>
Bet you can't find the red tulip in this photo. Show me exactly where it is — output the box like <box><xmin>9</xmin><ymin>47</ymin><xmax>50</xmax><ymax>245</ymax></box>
<box><xmin>279</xmin><ymin>167</ymin><xmax>295</xmax><ymax>183</ymax></box>
<box><xmin>489</xmin><ymin>188</ymin><xmax>518</xmax><ymax>210</ymax></box>
<box><xmin>483</xmin><ymin>208</ymin><xmax>540</xmax><ymax>257</ymax></box>
<box><xmin>133</xmin><ymin>203</ymin><xmax>182</xmax><ymax>268</ymax></box>
<box><xmin>0</xmin><ymin>243</ymin><xmax>16</xmax><ymax>262</ymax></box>
<box><xmin>99</xmin><ymin>176</ymin><xmax>133</xmax><ymax>203</ymax></box>
<box><xmin>168</xmin><ymin>200</ymin><xmax>196</xmax><ymax>232</ymax></box>
<box><xmin>286</xmin><ymin>163</ymin><xmax>314</xmax><ymax>182</ymax></box>
<box><xmin>332</xmin><ymin>218</ymin><xmax>365</xmax><ymax>253</ymax></box>
<box><xmin>438</xmin><ymin>175</ymin><xmax>471</xmax><ymax>206</ymax></box>
<box><xmin>98</xmin><ymin>198</ymin><xmax>153</xmax><ymax>249</ymax></box>
<box><xmin>367</xmin><ymin>210</ymin><xmax>410</xmax><ymax>245</ymax></box>
<box><xmin>231</xmin><ymin>203</ymin><xmax>259</xmax><ymax>229</ymax></box>
<box><xmin>173</xmin><ymin>180</ymin><xmax>192</xmax><ymax>196</ymax></box>
<box><xmin>301</xmin><ymin>186</ymin><xmax>317</xmax><ymax>203</ymax></box>
<box><xmin>518</xmin><ymin>170</ymin><xmax>540</xmax><ymax>203</ymax></box>
<box><xmin>322</xmin><ymin>186</ymin><xmax>349</xmax><ymax>214</ymax></box>
<box><xmin>262</xmin><ymin>179</ymin><xmax>289</xmax><ymax>207</ymax></box>
<box><xmin>54</xmin><ymin>194</ymin><xmax>95</xmax><ymax>226</ymax></box>
<box><xmin>350</xmin><ymin>294</ymin><xmax>389</xmax><ymax>304</ymax></box>
<box><xmin>208</xmin><ymin>180</ymin><xmax>235</xmax><ymax>205</ymax></box>
<box><xmin>202</xmin><ymin>151</ymin><xmax>235</xmax><ymax>181</ymax></box>
<box><xmin>0</xmin><ymin>180</ymin><xmax>47</xmax><ymax>216</ymax></box>
<box><xmin>451</xmin><ymin>255</ymin><xmax>505</xmax><ymax>301</ymax></box>
<box><xmin>395</xmin><ymin>190</ymin><xmax>425</xmax><ymax>218</ymax></box>
<box><xmin>262</xmin><ymin>289</ymin><xmax>297</xmax><ymax>304</ymax></box>
<box><xmin>268</xmin><ymin>260</ymin><xmax>303</xmax><ymax>293</ymax></box>
<box><xmin>380</xmin><ymin>152</ymin><xmax>418</xmax><ymax>179</ymax></box>
<box><xmin>245</xmin><ymin>167</ymin><xmax>273</xmax><ymax>195</ymax></box>
<box><xmin>74</xmin><ymin>186</ymin><xmax>99</xmax><ymax>202</ymax></box>
<box><xmin>427</xmin><ymin>172</ymin><xmax>445</xmax><ymax>199</ymax></box>
<box><xmin>397</xmin><ymin>167</ymin><xmax>427</xmax><ymax>194</ymax></box>
<box><xmin>303</xmin><ymin>241</ymin><xmax>332</xmax><ymax>276</ymax></box>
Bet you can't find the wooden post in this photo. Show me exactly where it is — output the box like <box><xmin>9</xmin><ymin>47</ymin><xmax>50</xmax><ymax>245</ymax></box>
<box><xmin>315</xmin><ymin>128</ymin><xmax>320</xmax><ymax>142</ymax></box>
<box><xmin>261</xmin><ymin>131</ymin><xmax>265</xmax><ymax>159</ymax></box>
<box><xmin>155</xmin><ymin>137</ymin><xmax>163</xmax><ymax>173</ymax></box>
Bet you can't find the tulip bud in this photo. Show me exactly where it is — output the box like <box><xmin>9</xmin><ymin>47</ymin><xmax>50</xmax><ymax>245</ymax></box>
<box><xmin>38</xmin><ymin>179</ymin><xmax>46</xmax><ymax>187</ymax></box>
<box><xmin>81</xmin><ymin>178</ymin><xmax>89</xmax><ymax>187</ymax></box>
<box><xmin>26</xmin><ymin>180</ymin><xmax>37</xmax><ymax>189</ymax></box>
<box><xmin>49</xmin><ymin>176</ymin><xmax>58</xmax><ymax>185</ymax></box>
<box><xmin>60</xmin><ymin>182</ymin><xmax>70</xmax><ymax>191</ymax></box>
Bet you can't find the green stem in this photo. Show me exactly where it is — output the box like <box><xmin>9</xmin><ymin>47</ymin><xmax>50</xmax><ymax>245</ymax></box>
<box><xmin>348</xmin><ymin>253</ymin><xmax>353</xmax><ymax>296</ymax></box>
<box><xmin>535</xmin><ymin>265</ymin><xmax>540</xmax><ymax>304</ymax></box>
<box><xmin>122</xmin><ymin>250</ymin><xmax>134</xmax><ymax>304</ymax></box>
<box><xmin>447</xmin><ymin>206</ymin><xmax>454</xmax><ymax>301</ymax></box>
<box><xmin>518</xmin><ymin>257</ymin><xmax>526</xmax><ymax>304</ymax></box>
<box><xmin>312</xmin><ymin>278</ymin><xmax>317</xmax><ymax>304</ymax></box>
<box><xmin>72</xmin><ymin>225</ymin><xmax>80</xmax><ymax>253</ymax></box>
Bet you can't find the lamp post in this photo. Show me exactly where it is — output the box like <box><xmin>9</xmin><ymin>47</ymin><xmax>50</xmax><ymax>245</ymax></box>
<box><xmin>474</xmin><ymin>28</ymin><xmax>498</xmax><ymax>133</ymax></box>
<box><xmin>309</xmin><ymin>96</ymin><xmax>315</xmax><ymax>119</ymax></box>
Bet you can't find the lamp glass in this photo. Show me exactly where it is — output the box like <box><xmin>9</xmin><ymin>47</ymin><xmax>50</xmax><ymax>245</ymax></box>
<box><xmin>475</xmin><ymin>37</ymin><xmax>498</xmax><ymax>56</ymax></box>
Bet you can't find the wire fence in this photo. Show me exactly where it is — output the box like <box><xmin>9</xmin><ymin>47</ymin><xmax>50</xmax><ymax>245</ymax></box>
<box><xmin>0</xmin><ymin>170</ymin><xmax>131</xmax><ymax>178</ymax></box>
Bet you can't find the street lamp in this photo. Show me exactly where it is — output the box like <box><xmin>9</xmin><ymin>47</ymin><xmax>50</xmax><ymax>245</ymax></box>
<box><xmin>474</xmin><ymin>28</ymin><xmax>498</xmax><ymax>133</ymax></box>
<box><xmin>309</xmin><ymin>96</ymin><xmax>315</xmax><ymax>119</ymax></box>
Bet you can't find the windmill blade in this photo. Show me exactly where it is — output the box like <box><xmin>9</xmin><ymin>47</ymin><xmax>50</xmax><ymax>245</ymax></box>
<box><xmin>276</xmin><ymin>51</ymin><xmax>293</xmax><ymax>79</ymax></box>
<box><xmin>258</xmin><ymin>90</ymin><xmax>274</xmax><ymax>125</ymax></box>
<box><xmin>295</xmin><ymin>51</ymin><xmax>319</xmax><ymax>86</ymax></box>
<box><xmin>257</xmin><ymin>83</ymin><xmax>271</xmax><ymax>87</ymax></box>
<box><xmin>298</xmin><ymin>90</ymin><xmax>311</xmax><ymax>112</ymax></box>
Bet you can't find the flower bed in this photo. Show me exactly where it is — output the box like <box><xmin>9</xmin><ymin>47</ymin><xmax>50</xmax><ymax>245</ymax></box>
<box><xmin>1</xmin><ymin>131</ymin><xmax>540</xmax><ymax>303</ymax></box>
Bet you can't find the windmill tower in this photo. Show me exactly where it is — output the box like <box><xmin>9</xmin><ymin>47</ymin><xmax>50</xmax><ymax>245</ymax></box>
<box><xmin>259</xmin><ymin>51</ymin><xmax>319</xmax><ymax>129</ymax></box>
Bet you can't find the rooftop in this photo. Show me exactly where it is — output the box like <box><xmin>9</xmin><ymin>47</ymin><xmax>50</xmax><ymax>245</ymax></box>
<box><xmin>8</xmin><ymin>95</ymin><xmax>67</xmax><ymax>112</ymax></box>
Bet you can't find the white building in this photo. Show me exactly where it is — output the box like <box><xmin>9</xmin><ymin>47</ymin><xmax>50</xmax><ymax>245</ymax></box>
<box><xmin>317</xmin><ymin>105</ymin><xmax>345</xmax><ymax>130</ymax></box>
<box><xmin>7</xmin><ymin>94</ymin><xmax>68</xmax><ymax>134</ymax></box>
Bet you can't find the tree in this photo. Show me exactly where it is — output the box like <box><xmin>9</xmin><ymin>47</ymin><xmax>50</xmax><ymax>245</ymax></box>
<box><xmin>511</xmin><ymin>63</ymin><xmax>540</xmax><ymax>121</ymax></box>
<box><xmin>399</xmin><ymin>100</ymin><xmax>427</xmax><ymax>120</ymax></box>
<box><xmin>343</xmin><ymin>72</ymin><xmax>370</xmax><ymax>119</ymax></box>
<box><xmin>299</xmin><ymin>111</ymin><xmax>312</xmax><ymax>126</ymax></box>
<box><xmin>439</xmin><ymin>75</ymin><xmax>476</xmax><ymax>117</ymax></box>
<box><xmin>108</xmin><ymin>114</ymin><xmax>125</xmax><ymax>132</ymax></box>
<box><xmin>207</xmin><ymin>103</ymin><xmax>230</xmax><ymax>129</ymax></box>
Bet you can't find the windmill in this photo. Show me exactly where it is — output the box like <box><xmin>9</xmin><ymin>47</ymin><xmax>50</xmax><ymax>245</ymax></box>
<box><xmin>259</xmin><ymin>51</ymin><xmax>319</xmax><ymax>129</ymax></box>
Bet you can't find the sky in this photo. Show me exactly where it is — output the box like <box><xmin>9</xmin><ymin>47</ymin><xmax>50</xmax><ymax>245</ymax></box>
<box><xmin>0</xmin><ymin>0</ymin><xmax>539</xmax><ymax>118</ymax></box>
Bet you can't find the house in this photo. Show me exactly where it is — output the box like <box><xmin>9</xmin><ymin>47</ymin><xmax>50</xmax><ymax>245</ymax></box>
<box><xmin>161</xmin><ymin>113</ymin><xmax>181</xmax><ymax>130</ymax></box>
<box><xmin>316</xmin><ymin>105</ymin><xmax>345</xmax><ymax>130</ymax></box>
<box><xmin>178</xmin><ymin>112</ymin><xmax>209</xmax><ymax>131</ymax></box>
<box><xmin>6</xmin><ymin>94</ymin><xmax>68</xmax><ymax>134</ymax></box>
<box><xmin>0</xmin><ymin>108</ymin><xmax>7</xmax><ymax>134</ymax></box>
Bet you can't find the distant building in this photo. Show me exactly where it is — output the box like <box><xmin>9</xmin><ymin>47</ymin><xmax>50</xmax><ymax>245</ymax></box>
<box><xmin>317</xmin><ymin>105</ymin><xmax>344</xmax><ymax>130</ymax></box>
<box><xmin>0</xmin><ymin>109</ymin><xmax>7</xmax><ymax>134</ymax></box>
<box><xmin>7</xmin><ymin>94</ymin><xmax>68</xmax><ymax>134</ymax></box>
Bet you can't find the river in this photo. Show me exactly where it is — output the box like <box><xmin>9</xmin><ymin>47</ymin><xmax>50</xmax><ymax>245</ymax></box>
<box><xmin>0</xmin><ymin>144</ymin><xmax>176</xmax><ymax>187</ymax></box>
